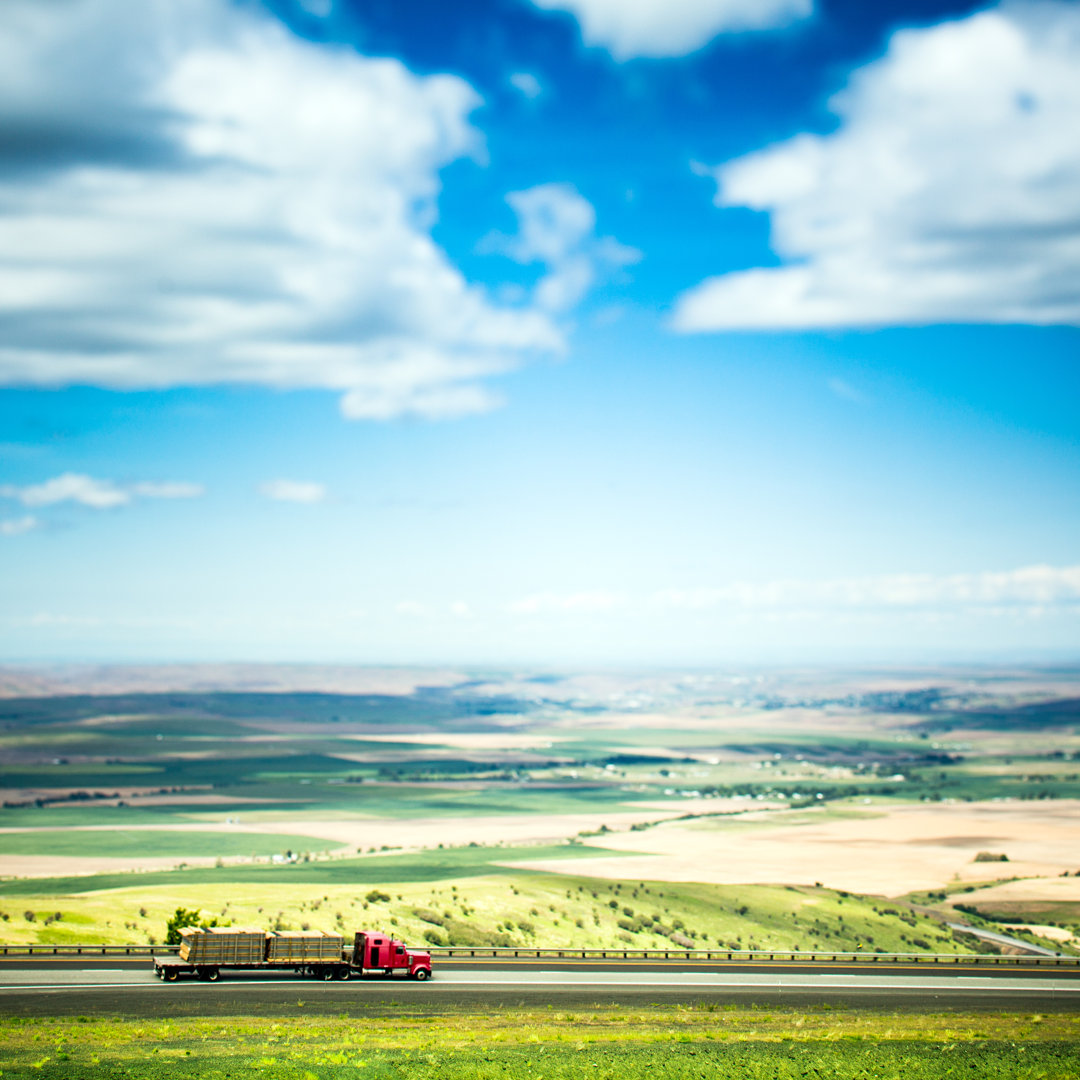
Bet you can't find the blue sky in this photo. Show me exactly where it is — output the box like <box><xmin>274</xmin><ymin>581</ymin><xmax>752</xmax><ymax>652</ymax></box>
<box><xmin>0</xmin><ymin>0</ymin><xmax>1077</xmax><ymax>664</ymax></box>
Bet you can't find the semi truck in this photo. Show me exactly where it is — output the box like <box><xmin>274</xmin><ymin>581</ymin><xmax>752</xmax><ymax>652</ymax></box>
<box><xmin>153</xmin><ymin>927</ymin><xmax>432</xmax><ymax>982</ymax></box>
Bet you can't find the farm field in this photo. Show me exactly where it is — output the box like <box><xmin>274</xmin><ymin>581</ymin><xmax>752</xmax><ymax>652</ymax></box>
<box><xmin>2</xmin><ymin>664</ymin><xmax>1079</xmax><ymax>956</ymax></box>
<box><xmin>1</xmin><ymin>1009</ymin><xmax>1077</xmax><ymax>1080</ymax></box>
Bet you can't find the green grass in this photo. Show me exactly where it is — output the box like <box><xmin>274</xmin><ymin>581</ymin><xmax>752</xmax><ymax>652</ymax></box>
<box><xmin>0</xmin><ymin>861</ymin><xmax>979</xmax><ymax>955</ymax></box>
<box><xmin>0</xmin><ymin>843</ymin><xmax>626</xmax><ymax>897</ymax></box>
<box><xmin>0</xmin><ymin>1011</ymin><xmax>1076</xmax><ymax>1080</ymax></box>
<box><xmin>0</xmin><ymin>829</ymin><xmax>335</xmax><ymax>859</ymax></box>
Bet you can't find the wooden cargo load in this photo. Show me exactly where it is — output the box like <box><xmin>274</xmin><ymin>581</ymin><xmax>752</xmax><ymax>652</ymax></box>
<box><xmin>265</xmin><ymin>931</ymin><xmax>343</xmax><ymax>963</ymax></box>
<box><xmin>178</xmin><ymin>928</ymin><xmax>267</xmax><ymax>965</ymax></box>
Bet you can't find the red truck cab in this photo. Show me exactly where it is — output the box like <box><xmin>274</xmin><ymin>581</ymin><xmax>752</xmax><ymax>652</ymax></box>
<box><xmin>352</xmin><ymin>931</ymin><xmax>431</xmax><ymax>979</ymax></box>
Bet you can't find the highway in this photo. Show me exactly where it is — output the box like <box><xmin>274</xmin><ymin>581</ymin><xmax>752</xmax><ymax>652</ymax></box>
<box><xmin>1</xmin><ymin>959</ymin><xmax>1079</xmax><ymax>1016</ymax></box>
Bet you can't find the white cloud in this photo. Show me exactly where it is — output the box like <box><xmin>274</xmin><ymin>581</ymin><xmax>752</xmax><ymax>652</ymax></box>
<box><xmin>260</xmin><ymin>479</ymin><xmax>327</xmax><ymax>504</ymax></box>
<box><xmin>509</xmin><ymin>72</ymin><xmax>543</xmax><ymax>99</ymax></box>
<box><xmin>0</xmin><ymin>0</ymin><xmax>567</xmax><ymax>419</ymax></box>
<box><xmin>529</xmin><ymin>0</ymin><xmax>811</xmax><ymax>59</ymax></box>
<box><xmin>0</xmin><ymin>473</ymin><xmax>203</xmax><ymax>510</ymax></box>
<box><xmin>495</xmin><ymin>184</ymin><xmax>640</xmax><ymax>312</ymax></box>
<box><xmin>0</xmin><ymin>515</ymin><xmax>39</xmax><ymax>536</ymax></box>
<box><xmin>654</xmin><ymin>564</ymin><xmax>1080</xmax><ymax>613</ymax></box>
<box><xmin>673</xmin><ymin>1</ymin><xmax>1080</xmax><ymax>330</ymax></box>
<box><xmin>1</xmin><ymin>473</ymin><xmax>130</xmax><ymax>509</ymax></box>
<box><xmin>510</xmin><ymin>590</ymin><xmax>627</xmax><ymax>614</ymax></box>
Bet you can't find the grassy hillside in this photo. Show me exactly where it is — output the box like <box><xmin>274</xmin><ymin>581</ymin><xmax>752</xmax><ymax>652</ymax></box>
<box><xmin>0</xmin><ymin>848</ymin><xmax>996</xmax><ymax>954</ymax></box>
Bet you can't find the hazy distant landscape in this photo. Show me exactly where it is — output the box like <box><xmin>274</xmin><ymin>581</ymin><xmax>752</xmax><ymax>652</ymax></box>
<box><xmin>2</xmin><ymin>663</ymin><xmax>1077</xmax><ymax>958</ymax></box>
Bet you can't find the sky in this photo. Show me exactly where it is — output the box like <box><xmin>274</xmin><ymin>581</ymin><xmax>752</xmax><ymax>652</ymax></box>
<box><xmin>0</xmin><ymin>0</ymin><xmax>1078</xmax><ymax>666</ymax></box>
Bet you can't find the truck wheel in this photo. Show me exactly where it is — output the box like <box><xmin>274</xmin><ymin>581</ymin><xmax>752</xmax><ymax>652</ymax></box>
<box><xmin>163</xmin><ymin>968</ymin><xmax>179</xmax><ymax>982</ymax></box>
<box><xmin>322</xmin><ymin>967</ymin><xmax>335</xmax><ymax>981</ymax></box>
<box><xmin>204</xmin><ymin>968</ymin><xmax>220</xmax><ymax>982</ymax></box>
<box><xmin>335</xmin><ymin>967</ymin><xmax>350</xmax><ymax>980</ymax></box>
<box><xmin>414</xmin><ymin>968</ymin><xmax>429</xmax><ymax>981</ymax></box>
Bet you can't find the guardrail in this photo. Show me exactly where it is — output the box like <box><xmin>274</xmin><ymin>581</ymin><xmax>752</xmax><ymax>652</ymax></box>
<box><xmin>426</xmin><ymin>947</ymin><xmax>1080</xmax><ymax>967</ymax></box>
<box><xmin>0</xmin><ymin>945</ymin><xmax>175</xmax><ymax>956</ymax></box>
<box><xmin>1</xmin><ymin>944</ymin><xmax>1077</xmax><ymax>967</ymax></box>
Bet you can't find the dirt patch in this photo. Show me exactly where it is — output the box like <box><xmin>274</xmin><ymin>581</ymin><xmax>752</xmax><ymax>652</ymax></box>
<box><xmin>0</xmin><ymin>854</ymin><xmax>228</xmax><ymax>879</ymax></box>
<box><xmin>512</xmin><ymin>799</ymin><xmax>1080</xmax><ymax>896</ymax></box>
<box><xmin>352</xmin><ymin>733</ymin><xmax>565</xmax><ymax>751</ymax></box>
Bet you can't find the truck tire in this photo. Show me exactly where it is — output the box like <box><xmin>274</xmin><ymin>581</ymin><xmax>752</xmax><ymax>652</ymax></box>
<box><xmin>414</xmin><ymin>968</ymin><xmax>429</xmax><ymax>981</ymax></box>
<box><xmin>321</xmin><ymin>967</ymin><xmax>335</xmax><ymax>981</ymax></box>
<box><xmin>163</xmin><ymin>967</ymin><xmax>179</xmax><ymax>982</ymax></box>
<box><xmin>335</xmin><ymin>966</ymin><xmax>350</xmax><ymax>980</ymax></box>
<box><xmin>204</xmin><ymin>968</ymin><xmax>220</xmax><ymax>982</ymax></box>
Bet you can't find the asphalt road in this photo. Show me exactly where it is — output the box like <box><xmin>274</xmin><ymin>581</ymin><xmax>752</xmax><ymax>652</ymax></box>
<box><xmin>1</xmin><ymin>962</ymin><xmax>1078</xmax><ymax>1016</ymax></box>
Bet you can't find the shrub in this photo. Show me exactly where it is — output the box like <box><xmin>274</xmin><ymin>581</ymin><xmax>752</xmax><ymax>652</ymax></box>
<box><xmin>365</xmin><ymin>889</ymin><xmax>392</xmax><ymax>903</ymax></box>
<box><xmin>423</xmin><ymin>929</ymin><xmax>445</xmax><ymax>947</ymax></box>
<box><xmin>974</xmin><ymin>852</ymin><xmax>1009</xmax><ymax>863</ymax></box>
<box><xmin>412</xmin><ymin>911</ymin><xmax>447</xmax><ymax>928</ymax></box>
<box><xmin>165</xmin><ymin>907</ymin><xmax>201</xmax><ymax>945</ymax></box>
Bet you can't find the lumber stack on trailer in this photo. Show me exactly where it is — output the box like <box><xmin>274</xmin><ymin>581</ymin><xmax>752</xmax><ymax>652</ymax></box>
<box><xmin>178</xmin><ymin>928</ymin><xmax>267</xmax><ymax>965</ymax></box>
<box><xmin>266</xmin><ymin>931</ymin><xmax>343</xmax><ymax>964</ymax></box>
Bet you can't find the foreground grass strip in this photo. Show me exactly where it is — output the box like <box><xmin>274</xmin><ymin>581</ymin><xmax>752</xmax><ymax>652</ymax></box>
<box><xmin>1</xmin><ymin>1009</ymin><xmax>1077</xmax><ymax>1078</ymax></box>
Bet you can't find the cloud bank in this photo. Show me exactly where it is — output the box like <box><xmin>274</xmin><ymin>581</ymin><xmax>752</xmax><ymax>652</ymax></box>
<box><xmin>0</xmin><ymin>474</ymin><xmax>203</xmax><ymax>510</ymax></box>
<box><xmin>0</xmin><ymin>0</ymin><xmax>580</xmax><ymax>420</ymax></box>
<box><xmin>674</xmin><ymin>1</ymin><xmax>1080</xmax><ymax>330</ymax></box>
<box><xmin>529</xmin><ymin>0</ymin><xmax>811</xmax><ymax>60</ymax></box>
<box><xmin>511</xmin><ymin>564</ymin><xmax>1080</xmax><ymax>619</ymax></box>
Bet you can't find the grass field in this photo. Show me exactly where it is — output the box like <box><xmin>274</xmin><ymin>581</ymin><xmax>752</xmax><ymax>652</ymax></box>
<box><xmin>1</xmin><ymin>1010</ymin><xmax>1077</xmax><ymax>1079</ymax></box>
<box><xmin>0</xmin><ymin>829</ymin><xmax>340</xmax><ymax>859</ymax></box>
<box><xmin>0</xmin><ymin>853</ymin><xmax>1009</xmax><ymax>953</ymax></box>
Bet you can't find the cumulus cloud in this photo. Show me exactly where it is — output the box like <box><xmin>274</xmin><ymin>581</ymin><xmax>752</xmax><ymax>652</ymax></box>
<box><xmin>0</xmin><ymin>0</ymin><xmax>568</xmax><ymax>419</ymax></box>
<box><xmin>260</xmin><ymin>479</ymin><xmax>327</xmax><ymax>504</ymax></box>
<box><xmin>493</xmin><ymin>184</ymin><xmax>640</xmax><ymax>312</ymax></box>
<box><xmin>0</xmin><ymin>473</ymin><xmax>203</xmax><ymax>509</ymax></box>
<box><xmin>0</xmin><ymin>516</ymin><xmax>39</xmax><ymax>536</ymax></box>
<box><xmin>528</xmin><ymin>0</ymin><xmax>811</xmax><ymax>60</ymax></box>
<box><xmin>673</xmin><ymin>1</ymin><xmax>1080</xmax><ymax>330</ymax></box>
<box><xmin>653</xmin><ymin>564</ymin><xmax>1080</xmax><ymax>614</ymax></box>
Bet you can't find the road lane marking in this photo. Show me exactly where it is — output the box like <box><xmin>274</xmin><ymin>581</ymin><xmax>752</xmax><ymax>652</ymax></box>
<box><xmin>1</xmin><ymin>979</ymin><xmax>1078</xmax><ymax>993</ymax></box>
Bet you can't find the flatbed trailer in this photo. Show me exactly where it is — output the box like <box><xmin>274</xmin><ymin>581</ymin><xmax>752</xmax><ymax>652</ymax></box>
<box><xmin>153</xmin><ymin>928</ymin><xmax>432</xmax><ymax>982</ymax></box>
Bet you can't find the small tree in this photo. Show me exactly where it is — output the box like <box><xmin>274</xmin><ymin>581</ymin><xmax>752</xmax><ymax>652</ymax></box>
<box><xmin>165</xmin><ymin>907</ymin><xmax>221</xmax><ymax>945</ymax></box>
